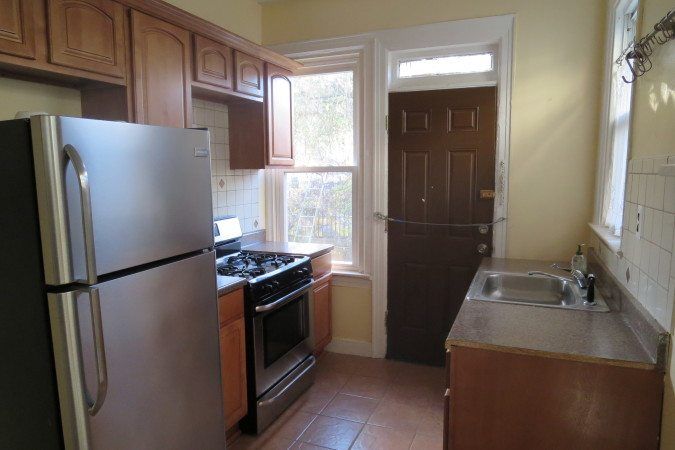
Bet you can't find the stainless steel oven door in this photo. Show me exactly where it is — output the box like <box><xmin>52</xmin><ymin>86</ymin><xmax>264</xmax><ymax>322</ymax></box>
<box><xmin>253</xmin><ymin>281</ymin><xmax>313</xmax><ymax>397</ymax></box>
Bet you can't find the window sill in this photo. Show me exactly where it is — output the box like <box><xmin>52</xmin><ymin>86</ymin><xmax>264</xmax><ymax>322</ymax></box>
<box><xmin>330</xmin><ymin>269</ymin><xmax>372</xmax><ymax>288</ymax></box>
<box><xmin>588</xmin><ymin>223</ymin><xmax>621</xmax><ymax>255</ymax></box>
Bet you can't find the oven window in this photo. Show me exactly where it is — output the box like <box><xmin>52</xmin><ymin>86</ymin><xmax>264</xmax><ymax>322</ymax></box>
<box><xmin>262</xmin><ymin>297</ymin><xmax>307</xmax><ymax>367</ymax></box>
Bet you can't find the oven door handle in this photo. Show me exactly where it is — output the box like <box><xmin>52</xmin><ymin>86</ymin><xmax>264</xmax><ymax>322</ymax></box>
<box><xmin>255</xmin><ymin>281</ymin><xmax>313</xmax><ymax>313</ymax></box>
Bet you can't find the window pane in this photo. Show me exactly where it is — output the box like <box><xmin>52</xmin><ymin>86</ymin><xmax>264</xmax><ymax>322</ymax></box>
<box><xmin>286</xmin><ymin>172</ymin><xmax>352</xmax><ymax>263</ymax></box>
<box><xmin>398</xmin><ymin>53</ymin><xmax>493</xmax><ymax>78</ymax></box>
<box><xmin>292</xmin><ymin>71</ymin><xmax>354</xmax><ymax>166</ymax></box>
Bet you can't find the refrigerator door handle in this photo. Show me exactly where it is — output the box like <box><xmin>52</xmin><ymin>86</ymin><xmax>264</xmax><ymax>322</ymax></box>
<box><xmin>87</xmin><ymin>287</ymin><xmax>108</xmax><ymax>415</ymax></box>
<box><xmin>64</xmin><ymin>144</ymin><xmax>98</xmax><ymax>284</ymax></box>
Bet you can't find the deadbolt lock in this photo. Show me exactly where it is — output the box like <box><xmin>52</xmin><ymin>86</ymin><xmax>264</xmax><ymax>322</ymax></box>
<box><xmin>477</xmin><ymin>243</ymin><xmax>489</xmax><ymax>255</ymax></box>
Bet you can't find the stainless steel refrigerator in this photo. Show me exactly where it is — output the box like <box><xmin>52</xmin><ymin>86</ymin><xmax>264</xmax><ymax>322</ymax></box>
<box><xmin>0</xmin><ymin>116</ymin><xmax>225</xmax><ymax>449</ymax></box>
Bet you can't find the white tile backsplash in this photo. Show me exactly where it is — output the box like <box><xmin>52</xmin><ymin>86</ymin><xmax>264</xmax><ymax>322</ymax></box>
<box><xmin>599</xmin><ymin>155</ymin><xmax>675</xmax><ymax>330</ymax></box>
<box><xmin>193</xmin><ymin>100</ymin><xmax>264</xmax><ymax>233</ymax></box>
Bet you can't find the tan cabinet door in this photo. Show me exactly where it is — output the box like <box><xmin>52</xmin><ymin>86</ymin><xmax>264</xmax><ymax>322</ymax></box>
<box><xmin>0</xmin><ymin>0</ymin><xmax>36</xmax><ymax>59</ymax></box>
<box><xmin>193</xmin><ymin>34</ymin><xmax>233</xmax><ymax>90</ymax></box>
<box><xmin>220</xmin><ymin>316</ymin><xmax>248</xmax><ymax>429</ymax></box>
<box><xmin>234</xmin><ymin>50</ymin><xmax>264</xmax><ymax>97</ymax></box>
<box><xmin>131</xmin><ymin>10</ymin><xmax>191</xmax><ymax>128</ymax></box>
<box><xmin>266</xmin><ymin>63</ymin><xmax>294</xmax><ymax>166</ymax></box>
<box><xmin>47</xmin><ymin>0</ymin><xmax>126</xmax><ymax>78</ymax></box>
<box><xmin>313</xmin><ymin>274</ymin><xmax>332</xmax><ymax>353</ymax></box>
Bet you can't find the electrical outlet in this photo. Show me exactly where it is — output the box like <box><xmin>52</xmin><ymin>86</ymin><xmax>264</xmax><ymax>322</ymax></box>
<box><xmin>636</xmin><ymin>205</ymin><xmax>643</xmax><ymax>239</ymax></box>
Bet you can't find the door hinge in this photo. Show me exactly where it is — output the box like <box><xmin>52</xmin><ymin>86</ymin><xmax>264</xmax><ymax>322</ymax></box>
<box><xmin>385</xmin><ymin>310</ymin><xmax>389</xmax><ymax>328</ymax></box>
<box><xmin>385</xmin><ymin>114</ymin><xmax>389</xmax><ymax>133</ymax></box>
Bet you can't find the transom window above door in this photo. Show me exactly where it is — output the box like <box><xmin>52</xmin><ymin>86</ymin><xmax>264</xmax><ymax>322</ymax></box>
<box><xmin>398</xmin><ymin>52</ymin><xmax>494</xmax><ymax>78</ymax></box>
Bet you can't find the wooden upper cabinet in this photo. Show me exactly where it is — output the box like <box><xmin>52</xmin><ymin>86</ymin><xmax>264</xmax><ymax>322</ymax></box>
<box><xmin>193</xmin><ymin>34</ymin><xmax>233</xmax><ymax>90</ymax></box>
<box><xmin>0</xmin><ymin>0</ymin><xmax>36</xmax><ymax>59</ymax></box>
<box><xmin>47</xmin><ymin>0</ymin><xmax>126</xmax><ymax>78</ymax></box>
<box><xmin>266</xmin><ymin>63</ymin><xmax>294</xmax><ymax>166</ymax></box>
<box><xmin>131</xmin><ymin>10</ymin><xmax>191</xmax><ymax>128</ymax></box>
<box><xmin>234</xmin><ymin>50</ymin><xmax>264</xmax><ymax>97</ymax></box>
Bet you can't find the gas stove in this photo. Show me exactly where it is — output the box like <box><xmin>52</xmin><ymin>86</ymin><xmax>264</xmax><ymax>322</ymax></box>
<box><xmin>216</xmin><ymin>251</ymin><xmax>302</xmax><ymax>280</ymax></box>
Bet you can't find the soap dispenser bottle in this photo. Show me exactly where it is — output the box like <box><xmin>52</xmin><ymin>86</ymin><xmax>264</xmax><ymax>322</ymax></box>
<box><xmin>571</xmin><ymin>244</ymin><xmax>587</xmax><ymax>274</ymax></box>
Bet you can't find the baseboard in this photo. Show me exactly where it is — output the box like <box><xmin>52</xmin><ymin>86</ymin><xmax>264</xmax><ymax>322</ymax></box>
<box><xmin>325</xmin><ymin>338</ymin><xmax>374</xmax><ymax>357</ymax></box>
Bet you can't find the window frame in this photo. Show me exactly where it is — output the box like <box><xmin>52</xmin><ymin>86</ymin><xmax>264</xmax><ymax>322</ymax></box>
<box><xmin>268</xmin><ymin>54</ymin><xmax>365</xmax><ymax>272</ymax></box>
<box><xmin>593</xmin><ymin>0</ymin><xmax>640</xmax><ymax>250</ymax></box>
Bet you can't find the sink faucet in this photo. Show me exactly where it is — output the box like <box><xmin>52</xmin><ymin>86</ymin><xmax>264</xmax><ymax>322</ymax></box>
<box><xmin>528</xmin><ymin>270</ymin><xmax>596</xmax><ymax>303</ymax></box>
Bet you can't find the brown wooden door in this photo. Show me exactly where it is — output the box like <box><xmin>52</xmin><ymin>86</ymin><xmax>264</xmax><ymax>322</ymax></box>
<box><xmin>387</xmin><ymin>87</ymin><xmax>497</xmax><ymax>366</ymax></box>
<box><xmin>234</xmin><ymin>50</ymin><xmax>264</xmax><ymax>97</ymax></box>
<box><xmin>0</xmin><ymin>0</ymin><xmax>36</xmax><ymax>59</ymax></box>
<box><xmin>130</xmin><ymin>10</ymin><xmax>191</xmax><ymax>128</ymax></box>
<box><xmin>47</xmin><ymin>0</ymin><xmax>126</xmax><ymax>78</ymax></box>
<box><xmin>265</xmin><ymin>63</ymin><xmax>294</xmax><ymax>166</ymax></box>
<box><xmin>312</xmin><ymin>273</ymin><xmax>332</xmax><ymax>355</ymax></box>
<box><xmin>193</xmin><ymin>34</ymin><xmax>233</xmax><ymax>90</ymax></box>
<box><xmin>220</xmin><ymin>316</ymin><xmax>248</xmax><ymax>429</ymax></box>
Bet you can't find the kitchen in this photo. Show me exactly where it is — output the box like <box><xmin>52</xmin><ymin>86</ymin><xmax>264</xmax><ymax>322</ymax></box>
<box><xmin>0</xmin><ymin>0</ymin><xmax>674</xmax><ymax>449</ymax></box>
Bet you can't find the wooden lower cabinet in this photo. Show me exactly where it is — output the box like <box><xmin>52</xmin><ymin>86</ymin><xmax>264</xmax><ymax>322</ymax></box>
<box><xmin>444</xmin><ymin>346</ymin><xmax>664</xmax><ymax>449</ymax></box>
<box><xmin>312</xmin><ymin>273</ymin><xmax>332</xmax><ymax>356</ymax></box>
<box><xmin>218</xmin><ymin>289</ymin><xmax>248</xmax><ymax>431</ymax></box>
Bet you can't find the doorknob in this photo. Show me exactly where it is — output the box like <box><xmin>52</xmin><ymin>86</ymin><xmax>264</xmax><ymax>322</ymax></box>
<box><xmin>477</xmin><ymin>243</ymin><xmax>489</xmax><ymax>255</ymax></box>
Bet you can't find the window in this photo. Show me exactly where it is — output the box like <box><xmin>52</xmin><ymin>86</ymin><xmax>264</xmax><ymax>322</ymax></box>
<box><xmin>598</xmin><ymin>0</ymin><xmax>638</xmax><ymax>237</ymax></box>
<box><xmin>398</xmin><ymin>53</ymin><xmax>493</xmax><ymax>78</ymax></box>
<box><xmin>272</xmin><ymin>62</ymin><xmax>360</xmax><ymax>268</ymax></box>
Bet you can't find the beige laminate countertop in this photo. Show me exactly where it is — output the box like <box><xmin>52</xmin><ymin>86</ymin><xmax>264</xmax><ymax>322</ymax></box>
<box><xmin>446</xmin><ymin>258</ymin><xmax>658</xmax><ymax>370</ymax></box>
<box><xmin>216</xmin><ymin>275</ymin><xmax>247</xmax><ymax>296</ymax></box>
<box><xmin>243</xmin><ymin>241</ymin><xmax>334</xmax><ymax>259</ymax></box>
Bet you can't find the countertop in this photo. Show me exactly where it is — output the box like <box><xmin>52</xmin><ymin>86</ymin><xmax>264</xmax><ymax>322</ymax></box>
<box><xmin>216</xmin><ymin>275</ymin><xmax>247</xmax><ymax>296</ymax></box>
<box><xmin>446</xmin><ymin>258</ymin><xmax>659</xmax><ymax>370</ymax></box>
<box><xmin>243</xmin><ymin>241</ymin><xmax>334</xmax><ymax>259</ymax></box>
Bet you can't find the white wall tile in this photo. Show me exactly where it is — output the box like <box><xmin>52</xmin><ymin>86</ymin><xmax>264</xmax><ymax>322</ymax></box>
<box><xmin>662</xmin><ymin>213</ymin><xmax>675</xmax><ymax>251</ymax></box>
<box><xmin>658</xmin><ymin>248</ymin><xmax>671</xmax><ymax>288</ymax></box>
<box><xmin>665</xmin><ymin>176</ymin><xmax>675</xmax><ymax>213</ymax></box>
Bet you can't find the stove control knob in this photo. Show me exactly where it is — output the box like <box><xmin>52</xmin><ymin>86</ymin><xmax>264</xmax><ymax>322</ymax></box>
<box><xmin>263</xmin><ymin>283</ymin><xmax>274</xmax><ymax>294</ymax></box>
<box><xmin>271</xmin><ymin>280</ymin><xmax>280</xmax><ymax>288</ymax></box>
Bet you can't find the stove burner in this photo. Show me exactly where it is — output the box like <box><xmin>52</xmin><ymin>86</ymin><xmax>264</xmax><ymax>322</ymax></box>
<box><xmin>216</xmin><ymin>252</ymin><xmax>298</xmax><ymax>280</ymax></box>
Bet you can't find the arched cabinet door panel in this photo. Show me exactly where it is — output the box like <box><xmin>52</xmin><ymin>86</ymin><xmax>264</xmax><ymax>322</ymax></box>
<box><xmin>47</xmin><ymin>0</ymin><xmax>126</xmax><ymax>78</ymax></box>
<box><xmin>266</xmin><ymin>63</ymin><xmax>294</xmax><ymax>166</ymax></box>
<box><xmin>234</xmin><ymin>50</ymin><xmax>264</xmax><ymax>98</ymax></box>
<box><xmin>131</xmin><ymin>10</ymin><xmax>191</xmax><ymax>128</ymax></box>
<box><xmin>193</xmin><ymin>34</ymin><xmax>233</xmax><ymax>90</ymax></box>
<box><xmin>0</xmin><ymin>0</ymin><xmax>37</xmax><ymax>60</ymax></box>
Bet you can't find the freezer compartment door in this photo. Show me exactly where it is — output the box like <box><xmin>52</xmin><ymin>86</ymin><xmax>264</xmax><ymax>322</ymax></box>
<box><xmin>31</xmin><ymin>115</ymin><xmax>213</xmax><ymax>285</ymax></box>
<box><xmin>49</xmin><ymin>251</ymin><xmax>225</xmax><ymax>450</ymax></box>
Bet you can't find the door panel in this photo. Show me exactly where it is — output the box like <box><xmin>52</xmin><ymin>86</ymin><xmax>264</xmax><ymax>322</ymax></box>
<box><xmin>266</xmin><ymin>63</ymin><xmax>294</xmax><ymax>165</ymax></box>
<box><xmin>234</xmin><ymin>50</ymin><xmax>264</xmax><ymax>97</ymax></box>
<box><xmin>47</xmin><ymin>0</ymin><xmax>126</xmax><ymax>78</ymax></box>
<box><xmin>0</xmin><ymin>0</ymin><xmax>36</xmax><ymax>59</ymax></box>
<box><xmin>221</xmin><ymin>317</ymin><xmax>247</xmax><ymax>429</ymax></box>
<box><xmin>131</xmin><ymin>10</ymin><xmax>191</xmax><ymax>128</ymax></box>
<box><xmin>387</xmin><ymin>87</ymin><xmax>497</xmax><ymax>366</ymax></box>
<box><xmin>193</xmin><ymin>34</ymin><xmax>233</xmax><ymax>90</ymax></box>
<box><xmin>31</xmin><ymin>116</ymin><xmax>213</xmax><ymax>285</ymax></box>
<box><xmin>49</xmin><ymin>252</ymin><xmax>225</xmax><ymax>449</ymax></box>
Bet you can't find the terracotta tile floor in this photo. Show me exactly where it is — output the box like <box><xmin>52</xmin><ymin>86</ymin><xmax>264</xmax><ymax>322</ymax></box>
<box><xmin>230</xmin><ymin>352</ymin><xmax>445</xmax><ymax>450</ymax></box>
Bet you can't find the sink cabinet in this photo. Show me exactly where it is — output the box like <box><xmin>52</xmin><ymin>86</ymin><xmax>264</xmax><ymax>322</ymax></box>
<box><xmin>444</xmin><ymin>346</ymin><xmax>664</xmax><ymax>449</ymax></box>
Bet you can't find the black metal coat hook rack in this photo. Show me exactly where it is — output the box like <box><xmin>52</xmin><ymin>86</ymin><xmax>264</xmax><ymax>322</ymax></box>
<box><xmin>616</xmin><ymin>9</ymin><xmax>675</xmax><ymax>83</ymax></box>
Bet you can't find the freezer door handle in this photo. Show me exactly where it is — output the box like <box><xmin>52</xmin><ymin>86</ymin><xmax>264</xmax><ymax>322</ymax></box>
<box><xmin>64</xmin><ymin>144</ymin><xmax>98</xmax><ymax>284</ymax></box>
<box><xmin>86</xmin><ymin>287</ymin><xmax>108</xmax><ymax>415</ymax></box>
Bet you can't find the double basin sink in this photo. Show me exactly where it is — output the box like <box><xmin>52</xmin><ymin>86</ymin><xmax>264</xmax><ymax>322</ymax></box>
<box><xmin>467</xmin><ymin>269</ymin><xmax>609</xmax><ymax>312</ymax></box>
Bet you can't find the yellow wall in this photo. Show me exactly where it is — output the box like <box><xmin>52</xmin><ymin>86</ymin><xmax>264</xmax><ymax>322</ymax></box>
<box><xmin>165</xmin><ymin>0</ymin><xmax>262</xmax><ymax>43</ymax></box>
<box><xmin>262</xmin><ymin>0</ymin><xmax>606</xmax><ymax>262</ymax></box>
<box><xmin>331</xmin><ymin>285</ymin><xmax>372</xmax><ymax>343</ymax></box>
<box><xmin>0</xmin><ymin>77</ymin><xmax>81</xmax><ymax>120</ymax></box>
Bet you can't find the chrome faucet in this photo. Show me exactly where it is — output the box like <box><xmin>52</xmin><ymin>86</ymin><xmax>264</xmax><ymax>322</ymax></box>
<box><xmin>528</xmin><ymin>270</ymin><xmax>596</xmax><ymax>302</ymax></box>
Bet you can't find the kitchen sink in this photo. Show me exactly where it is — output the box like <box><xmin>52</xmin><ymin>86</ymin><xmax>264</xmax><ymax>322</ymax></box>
<box><xmin>468</xmin><ymin>271</ymin><xmax>609</xmax><ymax>312</ymax></box>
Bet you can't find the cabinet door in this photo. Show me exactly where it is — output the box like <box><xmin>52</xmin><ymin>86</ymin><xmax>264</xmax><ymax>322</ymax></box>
<box><xmin>220</xmin><ymin>317</ymin><xmax>248</xmax><ymax>429</ymax></box>
<box><xmin>266</xmin><ymin>63</ymin><xmax>294</xmax><ymax>166</ymax></box>
<box><xmin>47</xmin><ymin>0</ymin><xmax>125</xmax><ymax>78</ymax></box>
<box><xmin>234</xmin><ymin>50</ymin><xmax>264</xmax><ymax>97</ymax></box>
<box><xmin>193</xmin><ymin>34</ymin><xmax>233</xmax><ymax>90</ymax></box>
<box><xmin>131</xmin><ymin>10</ymin><xmax>191</xmax><ymax>128</ymax></box>
<box><xmin>0</xmin><ymin>0</ymin><xmax>36</xmax><ymax>59</ymax></box>
<box><xmin>313</xmin><ymin>274</ymin><xmax>332</xmax><ymax>353</ymax></box>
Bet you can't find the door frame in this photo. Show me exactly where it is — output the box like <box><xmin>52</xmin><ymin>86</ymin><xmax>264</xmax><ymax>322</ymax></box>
<box><xmin>271</xmin><ymin>14</ymin><xmax>514</xmax><ymax>358</ymax></box>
